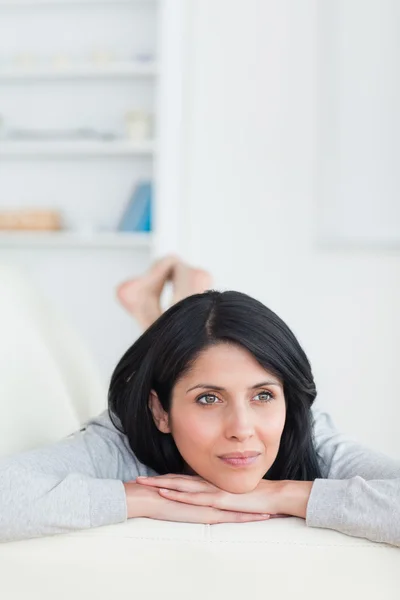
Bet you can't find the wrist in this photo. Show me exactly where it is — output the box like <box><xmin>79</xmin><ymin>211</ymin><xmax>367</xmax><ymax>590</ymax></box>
<box><xmin>279</xmin><ymin>480</ymin><xmax>314</xmax><ymax>519</ymax></box>
<box><xmin>124</xmin><ymin>482</ymin><xmax>151</xmax><ymax>519</ymax></box>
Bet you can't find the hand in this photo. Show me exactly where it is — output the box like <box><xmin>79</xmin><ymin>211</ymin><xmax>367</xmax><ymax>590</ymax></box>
<box><xmin>123</xmin><ymin>480</ymin><xmax>272</xmax><ymax>524</ymax></box>
<box><xmin>135</xmin><ymin>474</ymin><xmax>301</xmax><ymax>518</ymax></box>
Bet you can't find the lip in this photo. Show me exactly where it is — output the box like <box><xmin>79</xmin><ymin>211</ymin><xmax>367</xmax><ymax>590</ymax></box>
<box><xmin>219</xmin><ymin>455</ymin><xmax>260</xmax><ymax>467</ymax></box>
<box><xmin>218</xmin><ymin>452</ymin><xmax>261</xmax><ymax>468</ymax></box>
<box><xmin>219</xmin><ymin>451</ymin><xmax>261</xmax><ymax>459</ymax></box>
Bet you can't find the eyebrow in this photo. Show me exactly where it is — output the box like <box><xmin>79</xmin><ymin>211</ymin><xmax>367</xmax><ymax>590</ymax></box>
<box><xmin>186</xmin><ymin>381</ymin><xmax>282</xmax><ymax>393</ymax></box>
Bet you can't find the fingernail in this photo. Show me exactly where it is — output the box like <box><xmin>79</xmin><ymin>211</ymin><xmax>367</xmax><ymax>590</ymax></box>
<box><xmin>261</xmin><ymin>514</ymin><xmax>270</xmax><ymax>518</ymax></box>
<box><xmin>160</xmin><ymin>488</ymin><xmax>170</xmax><ymax>493</ymax></box>
<box><xmin>136</xmin><ymin>476</ymin><xmax>147</xmax><ymax>479</ymax></box>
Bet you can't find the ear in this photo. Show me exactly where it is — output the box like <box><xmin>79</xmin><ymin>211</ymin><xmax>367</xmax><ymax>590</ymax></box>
<box><xmin>148</xmin><ymin>390</ymin><xmax>171</xmax><ymax>434</ymax></box>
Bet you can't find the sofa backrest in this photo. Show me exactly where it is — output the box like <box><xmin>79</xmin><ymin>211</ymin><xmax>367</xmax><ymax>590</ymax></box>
<box><xmin>0</xmin><ymin>264</ymin><xmax>106</xmax><ymax>458</ymax></box>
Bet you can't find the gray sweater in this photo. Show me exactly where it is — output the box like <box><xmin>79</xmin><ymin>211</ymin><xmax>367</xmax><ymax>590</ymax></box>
<box><xmin>1</xmin><ymin>404</ymin><xmax>399</xmax><ymax>546</ymax></box>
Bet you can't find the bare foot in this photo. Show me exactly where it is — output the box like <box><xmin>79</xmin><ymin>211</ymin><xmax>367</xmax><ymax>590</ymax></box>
<box><xmin>171</xmin><ymin>262</ymin><xmax>213</xmax><ymax>305</ymax></box>
<box><xmin>116</xmin><ymin>255</ymin><xmax>179</xmax><ymax>329</ymax></box>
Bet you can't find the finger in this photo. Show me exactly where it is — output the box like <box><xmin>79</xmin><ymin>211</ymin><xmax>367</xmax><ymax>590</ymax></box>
<box><xmin>159</xmin><ymin>489</ymin><xmax>223</xmax><ymax>507</ymax></box>
<box><xmin>137</xmin><ymin>474</ymin><xmax>203</xmax><ymax>481</ymax></box>
<box><xmin>138</xmin><ymin>478</ymin><xmax>212</xmax><ymax>493</ymax></box>
<box><xmin>135</xmin><ymin>475</ymin><xmax>196</xmax><ymax>485</ymax></box>
<box><xmin>212</xmin><ymin>511</ymin><xmax>270</xmax><ymax>524</ymax></box>
<box><xmin>157</xmin><ymin>495</ymin><xmax>270</xmax><ymax>524</ymax></box>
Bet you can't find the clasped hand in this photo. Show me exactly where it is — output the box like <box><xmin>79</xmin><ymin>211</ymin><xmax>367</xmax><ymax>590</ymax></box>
<box><xmin>134</xmin><ymin>473</ymin><xmax>291</xmax><ymax>520</ymax></box>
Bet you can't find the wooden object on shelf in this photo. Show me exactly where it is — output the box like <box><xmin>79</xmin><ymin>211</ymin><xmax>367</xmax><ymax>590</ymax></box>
<box><xmin>0</xmin><ymin>209</ymin><xmax>62</xmax><ymax>230</ymax></box>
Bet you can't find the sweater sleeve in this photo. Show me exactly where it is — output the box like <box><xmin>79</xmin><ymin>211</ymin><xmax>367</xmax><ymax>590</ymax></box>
<box><xmin>307</xmin><ymin>406</ymin><xmax>400</xmax><ymax>547</ymax></box>
<box><xmin>0</xmin><ymin>410</ymin><xmax>132</xmax><ymax>543</ymax></box>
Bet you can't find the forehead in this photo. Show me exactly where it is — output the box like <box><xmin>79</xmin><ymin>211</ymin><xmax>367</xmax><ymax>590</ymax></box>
<box><xmin>179</xmin><ymin>343</ymin><xmax>278</xmax><ymax>382</ymax></box>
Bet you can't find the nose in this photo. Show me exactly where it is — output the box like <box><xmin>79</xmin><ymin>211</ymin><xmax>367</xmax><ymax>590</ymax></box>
<box><xmin>224</xmin><ymin>402</ymin><xmax>255</xmax><ymax>441</ymax></box>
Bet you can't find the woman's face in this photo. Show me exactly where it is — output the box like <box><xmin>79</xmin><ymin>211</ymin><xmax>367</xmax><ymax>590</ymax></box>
<box><xmin>150</xmin><ymin>343</ymin><xmax>287</xmax><ymax>493</ymax></box>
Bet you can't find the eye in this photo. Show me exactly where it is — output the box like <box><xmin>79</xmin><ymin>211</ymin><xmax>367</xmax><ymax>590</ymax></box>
<box><xmin>196</xmin><ymin>394</ymin><xmax>220</xmax><ymax>405</ymax></box>
<box><xmin>254</xmin><ymin>391</ymin><xmax>274</xmax><ymax>403</ymax></box>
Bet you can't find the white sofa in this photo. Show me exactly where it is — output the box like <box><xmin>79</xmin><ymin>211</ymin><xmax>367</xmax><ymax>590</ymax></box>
<box><xmin>0</xmin><ymin>264</ymin><xmax>399</xmax><ymax>600</ymax></box>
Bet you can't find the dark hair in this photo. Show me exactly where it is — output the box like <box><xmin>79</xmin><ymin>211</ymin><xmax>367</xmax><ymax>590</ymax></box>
<box><xmin>108</xmin><ymin>290</ymin><xmax>325</xmax><ymax>481</ymax></box>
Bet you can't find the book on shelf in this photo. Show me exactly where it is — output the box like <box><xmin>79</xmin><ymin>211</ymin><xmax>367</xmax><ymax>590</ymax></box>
<box><xmin>118</xmin><ymin>181</ymin><xmax>152</xmax><ymax>233</ymax></box>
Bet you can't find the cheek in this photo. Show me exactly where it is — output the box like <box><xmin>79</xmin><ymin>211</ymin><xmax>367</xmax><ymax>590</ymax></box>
<box><xmin>171</xmin><ymin>410</ymin><xmax>217</xmax><ymax>454</ymax></box>
<box><xmin>258</xmin><ymin>408</ymin><xmax>286</xmax><ymax>445</ymax></box>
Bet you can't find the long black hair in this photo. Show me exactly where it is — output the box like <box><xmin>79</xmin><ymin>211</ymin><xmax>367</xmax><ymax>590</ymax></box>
<box><xmin>108</xmin><ymin>290</ymin><xmax>325</xmax><ymax>481</ymax></box>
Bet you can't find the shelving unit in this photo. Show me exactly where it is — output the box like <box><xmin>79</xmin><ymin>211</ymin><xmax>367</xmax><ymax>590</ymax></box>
<box><xmin>0</xmin><ymin>0</ymin><xmax>185</xmax><ymax>376</ymax></box>
<box><xmin>0</xmin><ymin>0</ymin><xmax>158</xmax><ymax>241</ymax></box>
<box><xmin>0</xmin><ymin>0</ymin><xmax>183</xmax><ymax>251</ymax></box>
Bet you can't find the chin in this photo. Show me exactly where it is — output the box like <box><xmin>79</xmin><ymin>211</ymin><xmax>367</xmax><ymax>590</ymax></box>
<box><xmin>214</xmin><ymin>474</ymin><xmax>263</xmax><ymax>494</ymax></box>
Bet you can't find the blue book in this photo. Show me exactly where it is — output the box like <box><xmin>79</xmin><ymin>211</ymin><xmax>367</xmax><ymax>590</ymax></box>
<box><xmin>118</xmin><ymin>181</ymin><xmax>152</xmax><ymax>232</ymax></box>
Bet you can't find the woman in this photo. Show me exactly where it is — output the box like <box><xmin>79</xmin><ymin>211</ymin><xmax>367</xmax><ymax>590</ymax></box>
<box><xmin>0</xmin><ymin>257</ymin><xmax>399</xmax><ymax>546</ymax></box>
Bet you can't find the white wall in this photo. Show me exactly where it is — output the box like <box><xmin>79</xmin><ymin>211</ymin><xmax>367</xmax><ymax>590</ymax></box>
<box><xmin>318</xmin><ymin>0</ymin><xmax>400</xmax><ymax>245</ymax></box>
<box><xmin>3</xmin><ymin>0</ymin><xmax>399</xmax><ymax>458</ymax></box>
<box><xmin>181</xmin><ymin>0</ymin><xmax>400</xmax><ymax>456</ymax></box>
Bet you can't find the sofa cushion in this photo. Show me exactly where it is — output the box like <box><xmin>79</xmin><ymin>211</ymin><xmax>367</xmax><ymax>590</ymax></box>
<box><xmin>0</xmin><ymin>517</ymin><xmax>398</xmax><ymax>599</ymax></box>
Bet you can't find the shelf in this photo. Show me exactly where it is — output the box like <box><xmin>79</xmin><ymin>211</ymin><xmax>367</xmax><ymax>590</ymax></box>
<box><xmin>0</xmin><ymin>139</ymin><xmax>155</xmax><ymax>157</ymax></box>
<box><xmin>0</xmin><ymin>231</ymin><xmax>152</xmax><ymax>248</ymax></box>
<box><xmin>0</xmin><ymin>0</ymin><xmax>153</xmax><ymax>6</ymax></box>
<box><xmin>0</xmin><ymin>61</ymin><xmax>158</xmax><ymax>80</ymax></box>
